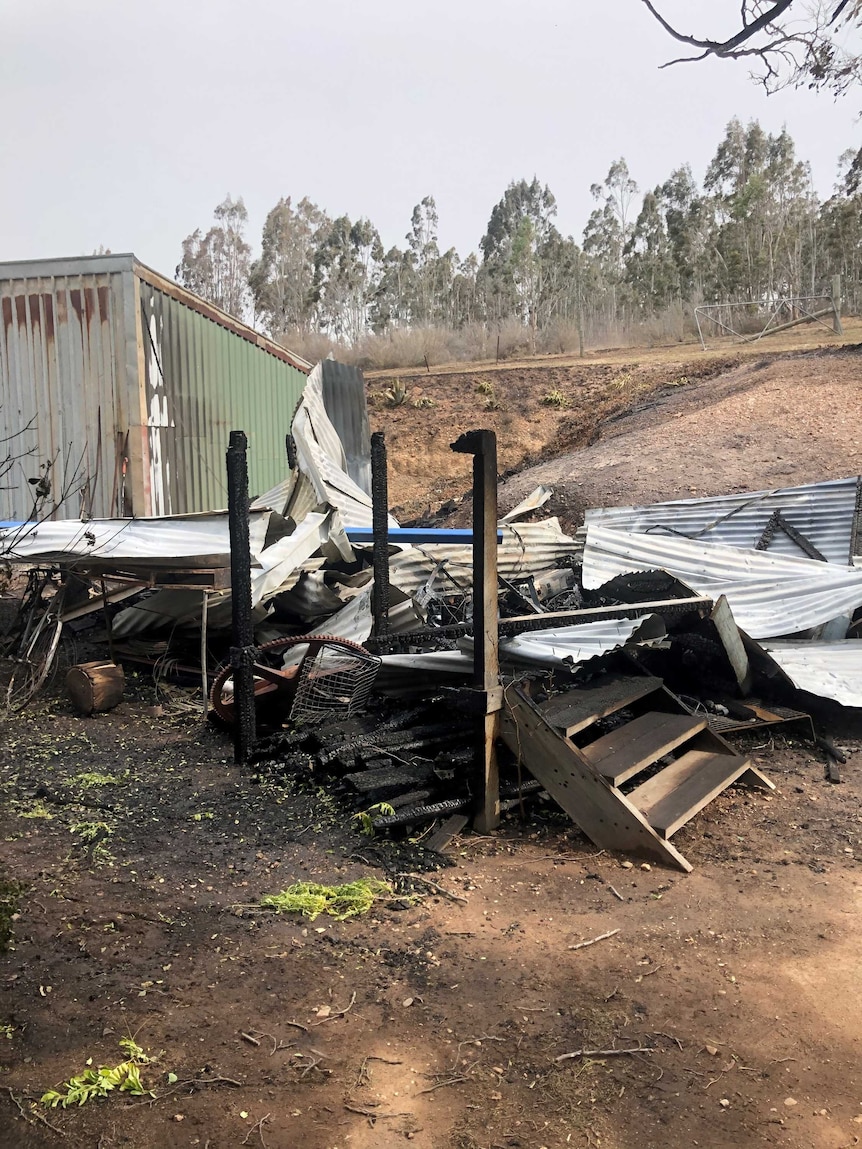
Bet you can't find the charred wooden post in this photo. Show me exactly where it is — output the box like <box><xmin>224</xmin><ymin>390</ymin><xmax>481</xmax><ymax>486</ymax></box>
<box><xmin>451</xmin><ymin>429</ymin><xmax>501</xmax><ymax>832</ymax></box>
<box><xmin>227</xmin><ymin>430</ymin><xmax>256</xmax><ymax>765</ymax></box>
<box><xmin>371</xmin><ymin>431</ymin><xmax>391</xmax><ymax>651</ymax></box>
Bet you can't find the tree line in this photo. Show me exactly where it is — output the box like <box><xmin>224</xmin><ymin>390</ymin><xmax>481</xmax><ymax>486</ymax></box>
<box><xmin>176</xmin><ymin>118</ymin><xmax>862</xmax><ymax>362</ymax></box>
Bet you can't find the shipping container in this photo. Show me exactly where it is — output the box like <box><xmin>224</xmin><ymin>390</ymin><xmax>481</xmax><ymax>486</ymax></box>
<box><xmin>0</xmin><ymin>254</ymin><xmax>311</xmax><ymax>520</ymax></box>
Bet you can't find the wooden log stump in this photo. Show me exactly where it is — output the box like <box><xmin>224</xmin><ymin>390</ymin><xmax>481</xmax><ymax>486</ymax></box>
<box><xmin>66</xmin><ymin>661</ymin><xmax>125</xmax><ymax>715</ymax></box>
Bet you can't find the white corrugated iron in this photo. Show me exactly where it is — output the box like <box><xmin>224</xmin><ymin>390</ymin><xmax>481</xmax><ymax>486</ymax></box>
<box><xmin>385</xmin><ymin>519</ymin><xmax>579</xmax><ymax>597</ymax></box>
<box><xmin>585</xmin><ymin>476</ymin><xmax>861</xmax><ymax>565</ymax></box>
<box><xmin>0</xmin><ymin>509</ymin><xmax>275</xmax><ymax>564</ymax></box>
<box><xmin>583</xmin><ymin>524</ymin><xmax>862</xmax><ymax>640</ymax></box>
<box><xmin>496</xmin><ymin>613</ymin><xmax>666</xmax><ymax>667</ymax></box>
<box><xmin>763</xmin><ymin>640</ymin><xmax>862</xmax><ymax>708</ymax></box>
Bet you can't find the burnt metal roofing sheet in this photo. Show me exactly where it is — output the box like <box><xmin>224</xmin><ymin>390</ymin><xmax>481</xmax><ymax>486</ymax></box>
<box><xmin>585</xmin><ymin>477</ymin><xmax>861</xmax><ymax>565</ymax></box>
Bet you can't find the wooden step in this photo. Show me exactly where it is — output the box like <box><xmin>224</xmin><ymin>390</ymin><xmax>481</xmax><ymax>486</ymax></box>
<box><xmin>581</xmin><ymin>711</ymin><xmax>708</xmax><ymax>785</ymax></box>
<box><xmin>537</xmin><ymin>675</ymin><xmax>663</xmax><ymax>737</ymax></box>
<box><xmin>628</xmin><ymin>750</ymin><xmax>752</xmax><ymax>839</ymax></box>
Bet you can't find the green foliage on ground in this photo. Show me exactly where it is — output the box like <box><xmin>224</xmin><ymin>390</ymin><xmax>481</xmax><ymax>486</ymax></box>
<box><xmin>41</xmin><ymin>1040</ymin><xmax>159</xmax><ymax>1108</ymax></box>
<box><xmin>260</xmin><ymin>878</ymin><xmax>393</xmax><ymax>921</ymax></box>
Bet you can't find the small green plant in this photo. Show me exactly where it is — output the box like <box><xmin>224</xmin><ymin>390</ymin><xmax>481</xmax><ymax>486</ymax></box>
<box><xmin>17</xmin><ymin>800</ymin><xmax>53</xmax><ymax>820</ymax></box>
<box><xmin>541</xmin><ymin>389</ymin><xmax>567</xmax><ymax>408</ymax></box>
<box><xmin>1</xmin><ymin>1023</ymin><xmax>15</xmax><ymax>1039</ymax></box>
<box><xmin>74</xmin><ymin>772</ymin><xmax>120</xmax><ymax>788</ymax></box>
<box><xmin>384</xmin><ymin>379</ymin><xmax>409</xmax><ymax>407</ymax></box>
<box><xmin>353</xmin><ymin>802</ymin><xmax>395</xmax><ymax>836</ymax></box>
<box><xmin>475</xmin><ymin>379</ymin><xmax>495</xmax><ymax>396</ymax></box>
<box><xmin>41</xmin><ymin>1041</ymin><xmax>158</xmax><ymax>1108</ymax></box>
<box><xmin>665</xmin><ymin>374</ymin><xmax>690</xmax><ymax>387</ymax></box>
<box><xmin>413</xmin><ymin>396</ymin><xmax>435</xmax><ymax>408</ymax></box>
<box><xmin>260</xmin><ymin>878</ymin><xmax>393</xmax><ymax>921</ymax></box>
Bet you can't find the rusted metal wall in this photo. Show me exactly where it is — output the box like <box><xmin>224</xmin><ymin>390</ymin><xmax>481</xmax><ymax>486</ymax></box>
<box><xmin>0</xmin><ymin>257</ymin><xmax>138</xmax><ymax>521</ymax></box>
<box><xmin>0</xmin><ymin>255</ymin><xmax>309</xmax><ymax>520</ymax></box>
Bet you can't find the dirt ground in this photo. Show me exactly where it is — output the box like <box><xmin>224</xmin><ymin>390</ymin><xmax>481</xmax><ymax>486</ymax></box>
<box><xmin>3</xmin><ymin>326</ymin><xmax>862</xmax><ymax>1148</ymax></box>
<box><xmin>1</xmin><ymin>686</ymin><xmax>862</xmax><ymax>1149</ymax></box>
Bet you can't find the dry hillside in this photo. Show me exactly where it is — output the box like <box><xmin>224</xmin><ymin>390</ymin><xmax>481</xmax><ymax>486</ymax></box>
<box><xmin>367</xmin><ymin>324</ymin><xmax>862</xmax><ymax>527</ymax></box>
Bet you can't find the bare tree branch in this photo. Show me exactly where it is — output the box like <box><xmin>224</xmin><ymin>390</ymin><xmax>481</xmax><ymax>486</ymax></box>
<box><xmin>641</xmin><ymin>0</ymin><xmax>862</xmax><ymax>93</ymax></box>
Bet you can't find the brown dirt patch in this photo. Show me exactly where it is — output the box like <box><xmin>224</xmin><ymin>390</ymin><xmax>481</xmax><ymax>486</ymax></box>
<box><xmin>2</xmin><ymin>689</ymin><xmax>862</xmax><ymax>1149</ymax></box>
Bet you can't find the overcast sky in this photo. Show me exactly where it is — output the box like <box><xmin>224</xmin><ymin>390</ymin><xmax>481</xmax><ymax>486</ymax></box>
<box><xmin>1</xmin><ymin>1</ymin><xmax>858</xmax><ymax>275</ymax></box>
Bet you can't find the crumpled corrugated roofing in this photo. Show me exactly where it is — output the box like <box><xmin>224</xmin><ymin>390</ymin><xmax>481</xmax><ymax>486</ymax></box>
<box><xmin>763</xmin><ymin>640</ymin><xmax>862</xmax><ymax>708</ymax></box>
<box><xmin>585</xmin><ymin>476</ymin><xmax>861</xmax><ymax>565</ymax></box>
<box><xmin>583</xmin><ymin>524</ymin><xmax>862</xmax><ymax>640</ymax></box>
<box><xmin>381</xmin><ymin>612</ymin><xmax>665</xmax><ymax>674</ymax></box>
<box><xmin>496</xmin><ymin>613</ymin><xmax>666</xmax><ymax>667</ymax></box>
<box><xmin>385</xmin><ymin>519</ymin><xmax>579</xmax><ymax>597</ymax></box>
<box><xmin>253</xmin><ymin>363</ymin><xmax>397</xmax><ymax>530</ymax></box>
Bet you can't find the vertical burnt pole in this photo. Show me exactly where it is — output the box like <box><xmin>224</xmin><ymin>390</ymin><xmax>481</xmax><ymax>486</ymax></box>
<box><xmin>371</xmin><ymin>431</ymin><xmax>391</xmax><ymax>652</ymax></box>
<box><xmin>451</xmin><ymin>429</ymin><xmax>501</xmax><ymax>833</ymax></box>
<box><xmin>227</xmin><ymin>430</ymin><xmax>256</xmax><ymax>765</ymax></box>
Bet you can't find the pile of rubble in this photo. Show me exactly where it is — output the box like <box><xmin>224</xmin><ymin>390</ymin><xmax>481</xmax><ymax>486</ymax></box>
<box><xmin>1</xmin><ymin>365</ymin><xmax>859</xmax><ymax>869</ymax></box>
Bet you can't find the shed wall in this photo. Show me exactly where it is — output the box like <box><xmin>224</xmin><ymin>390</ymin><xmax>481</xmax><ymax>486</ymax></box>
<box><xmin>0</xmin><ymin>256</ymin><xmax>308</xmax><ymax>519</ymax></box>
<box><xmin>137</xmin><ymin>280</ymin><xmax>307</xmax><ymax>515</ymax></box>
<box><xmin>0</xmin><ymin>263</ymin><xmax>138</xmax><ymax>520</ymax></box>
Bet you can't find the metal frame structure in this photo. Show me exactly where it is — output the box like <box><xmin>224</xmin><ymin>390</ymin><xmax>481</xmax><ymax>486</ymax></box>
<box><xmin>693</xmin><ymin>293</ymin><xmax>842</xmax><ymax>350</ymax></box>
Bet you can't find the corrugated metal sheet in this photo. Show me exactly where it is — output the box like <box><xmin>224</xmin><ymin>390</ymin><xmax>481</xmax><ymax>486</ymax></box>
<box><xmin>386</xmin><ymin>519</ymin><xmax>580</xmax><ymax>596</ymax></box>
<box><xmin>0</xmin><ymin>258</ymin><xmax>137</xmax><ymax>521</ymax></box>
<box><xmin>0</xmin><ymin>254</ymin><xmax>310</xmax><ymax>519</ymax></box>
<box><xmin>0</xmin><ymin>509</ymin><xmax>275</xmax><ymax>564</ymax></box>
<box><xmin>583</xmin><ymin>523</ymin><xmax>862</xmax><ymax>640</ymax></box>
<box><xmin>321</xmin><ymin>359</ymin><xmax>372</xmax><ymax>495</ymax></box>
<box><xmin>138</xmin><ymin>278</ymin><xmax>307</xmax><ymax>515</ymax></box>
<box><xmin>763</xmin><ymin>640</ymin><xmax>862</xmax><ymax>708</ymax></box>
<box><xmin>585</xmin><ymin>477</ymin><xmax>860</xmax><ymax>564</ymax></box>
<box><xmin>496</xmin><ymin>613</ymin><xmax>666</xmax><ymax>667</ymax></box>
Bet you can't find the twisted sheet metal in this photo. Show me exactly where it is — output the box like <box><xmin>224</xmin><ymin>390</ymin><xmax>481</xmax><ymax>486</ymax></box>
<box><xmin>385</xmin><ymin>518</ymin><xmax>579</xmax><ymax>597</ymax></box>
<box><xmin>583</xmin><ymin>524</ymin><xmax>862</xmax><ymax>640</ymax></box>
<box><xmin>763</xmin><ymin>640</ymin><xmax>862</xmax><ymax>708</ymax></box>
<box><xmin>585</xmin><ymin>476</ymin><xmax>861</xmax><ymax>564</ymax></box>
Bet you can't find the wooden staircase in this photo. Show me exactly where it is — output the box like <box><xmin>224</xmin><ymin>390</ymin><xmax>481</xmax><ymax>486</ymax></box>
<box><xmin>501</xmin><ymin>673</ymin><xmax>773</xmax><ymax>872</ymax></box>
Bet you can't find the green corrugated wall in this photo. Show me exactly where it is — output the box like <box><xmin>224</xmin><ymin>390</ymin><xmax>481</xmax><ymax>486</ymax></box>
<box><xmin>138</xmin><ymin>281</ymin><xmax>306</xmax><ymax>515</ymax></box>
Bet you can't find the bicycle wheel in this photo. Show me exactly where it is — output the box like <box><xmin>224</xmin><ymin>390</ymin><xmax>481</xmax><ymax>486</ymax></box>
<box><xmin>4</xmin><ymin>612</ymin><xmax>64</xmax><ymax>713</ymax></box>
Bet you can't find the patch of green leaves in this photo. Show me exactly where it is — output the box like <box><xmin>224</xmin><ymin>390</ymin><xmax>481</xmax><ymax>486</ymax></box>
<box><xmin>261</xmin><ymin>878</ymin><xmax>393</xmax><ymax>921</ymax></box>
<box><xmin>74</xmin><ymin>772</ymin><xmax>120</xmax><ymax>788</ymax></box>
<box><xmin>41</xmin><ymin>1041</ymin><xmax>158</xmax><ymax>1108</ymax></box>
<box><xmin>353</xmin><ymin>802</ymin><xmax>395</xmax><ymax>836</ymax></box>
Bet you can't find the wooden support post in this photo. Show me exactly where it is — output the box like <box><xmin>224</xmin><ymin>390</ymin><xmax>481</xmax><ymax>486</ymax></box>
<box><xmin>200</xmin><ymin>589</ymin><xmax>209</xmax><ymax>718</ymax></box>
<box><xmin>451</xmin><ymin>429</ymin><xmax>501</xmax><ymax>833</ymax></box>
<box><xmin>227</xmin><ymin>430</ymin><xmax>256</xmax><ymax>765</ymax></box>
<box><xmin>370</xmin><ymin>431</ymin><xmax>391</xmax><ymax>652</ymax></box>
